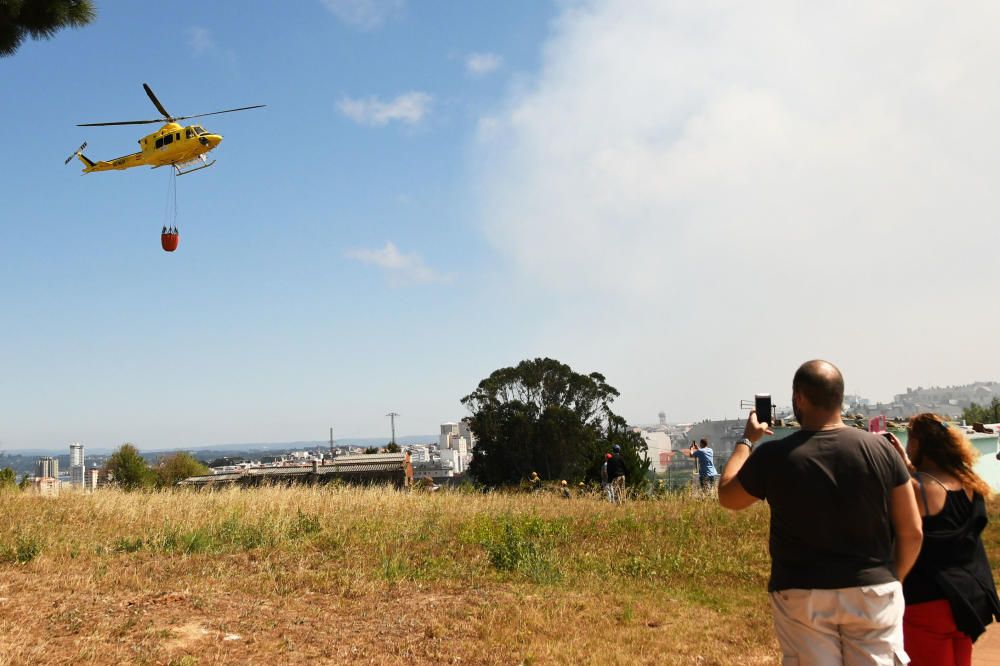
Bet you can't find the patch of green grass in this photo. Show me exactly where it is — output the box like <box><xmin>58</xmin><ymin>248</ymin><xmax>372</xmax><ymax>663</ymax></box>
<box><xmin>113</xmin><ymin>536</ymin><xmax>144</xmax><ymax>553</ymax></box>
<box><xmin>476</xmin><ymin>518</ymin><xmax>563</xmax><ymax>584</ymax></box>
<box><xmin>160</xmin><ymin>527</ymin><xmax>211</xmax><ymax>554</ymax></box>
<box><xmin>1</xmin><ymin>534</ymin><xmax>43</xmax><ymax>564</ymax></box>
<box><xmin>214</xmin><ymin>517</ymin><xmax>276</xmax><ymax>551</ymax></box>
<box><xmin>288</xmin><ymin>510</ymin><xmax>321</xmax><ymax>539</ymax></box>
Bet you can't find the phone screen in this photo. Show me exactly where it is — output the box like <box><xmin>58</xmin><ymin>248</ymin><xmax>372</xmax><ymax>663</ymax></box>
<box><xmin>755</xmin><ymin>393</ymin><xmax>772</xmax><ymax>426</ymax></box>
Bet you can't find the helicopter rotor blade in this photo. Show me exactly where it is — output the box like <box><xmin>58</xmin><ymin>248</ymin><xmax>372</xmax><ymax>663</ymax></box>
<box><xmin>143</xmin><ymin>83</ymin><xmax>171</xmax><ymax>119</ymax></box>
<box><xmin>64</xmin><ymin>141</ymin><xmax>87</xmax><ymax>165</ymax></box>
<box><xmin>77</xmin><ymin>119</ymin><xmax>166</xmax><ymax>126</ymax></box>
<box><xmin>170</xmin><ymin>105</ymin><xmax>266</xmax><ymax>122</ymax></box>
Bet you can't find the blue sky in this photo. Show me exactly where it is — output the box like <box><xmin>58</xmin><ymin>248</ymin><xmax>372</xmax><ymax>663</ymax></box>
<box><xmin>3</xmin><ymin>1</ymin><xmax>1000</xmax><ymax>451</ymax></box>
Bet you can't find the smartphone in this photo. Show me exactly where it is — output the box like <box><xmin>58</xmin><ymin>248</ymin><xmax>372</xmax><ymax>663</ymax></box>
<box><xmin>755</xmin><ymin>393</ymin><xmax>772</xmax><ymax>426</ymax></box>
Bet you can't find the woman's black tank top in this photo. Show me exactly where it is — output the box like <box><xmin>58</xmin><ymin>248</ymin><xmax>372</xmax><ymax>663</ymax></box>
<box><xmin>903</xmin><ymin>474</ymin><xmax>976</xmax><ymax>605</ymax></box>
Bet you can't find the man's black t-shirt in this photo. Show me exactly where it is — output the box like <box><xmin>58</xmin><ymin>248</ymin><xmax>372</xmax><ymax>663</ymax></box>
<box><xmin>737</xmin><ymin>427</ymin><xmax>910</xmax><ymax>592</ymax></box>
<box><xmin>607</xmin><ymin>454</ymin><xmax>626</xmax><ymax>480</ymax></box>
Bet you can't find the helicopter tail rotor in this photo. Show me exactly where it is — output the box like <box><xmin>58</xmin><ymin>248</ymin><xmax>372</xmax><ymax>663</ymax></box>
<box><xmin>64</xmin><ymin>141</ymin><xmax>88</xmax><ymax>165</ymax></box>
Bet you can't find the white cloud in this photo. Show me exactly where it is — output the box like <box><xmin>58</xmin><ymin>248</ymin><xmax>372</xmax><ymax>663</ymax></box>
<box><xmin>347</xmin><ymin>242</ymin><xmax>450</xmax><ymax>286</ymax></box>
<box><xmin>187</xmin><ymin>26</ymin><xmax>214</xmax><ymax>55</ymax></box>
<box><xmin>186</xmin><ymin>26</ymin><xmax>238</xmax><ymax>69</ymax></box>
<box><xmin>320</xmin><ymin>0</ymin><xmax>404</xmax><ymax>30</ymax></box>
<box><xmin>466</xmin><ymin>52</ymin><xmax>503</xmax><ymax>77</ymax></box>
<box><xmin>337</xmin><ymin>92</ymin><xmax>432</xmax><ymax>126</ymax></box>
<box><xmin>474</xmin><ymin>0</ymin><xmax>1000</xmax><ymax>422</ymax></box>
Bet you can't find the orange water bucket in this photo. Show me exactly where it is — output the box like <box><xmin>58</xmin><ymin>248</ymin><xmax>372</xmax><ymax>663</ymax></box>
<box><xmin>161</xmin><ymin>231</ymin><xmax>179</xmax><ymax>252</ymax></box>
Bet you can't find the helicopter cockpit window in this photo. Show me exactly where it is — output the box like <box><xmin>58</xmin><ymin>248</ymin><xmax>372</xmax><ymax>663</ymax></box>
<box><xmin>193</xmin><ymin>127</ymin><xmax>207</xmax><ymax>136</ymax></box>
<box><xmin>163</xmin><ymin>134</ymin><xmax>173</xmax><ymax>145</ymax></box>
<box><xmin>155</xmin><ymin>137</ymin><xmax>164</xmax><ymax>149</ymax></box>
<box><xmin>186</xmin><ymin>128</ymin><xmax>193</xmax><ymax>139</ymax></box>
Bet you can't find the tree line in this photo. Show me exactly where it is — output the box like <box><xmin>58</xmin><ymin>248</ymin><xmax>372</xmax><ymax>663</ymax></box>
<box><xmin>962</xmin><ymin>398</ymin><xmax>1000</xmax><ymax>426</ymax></box>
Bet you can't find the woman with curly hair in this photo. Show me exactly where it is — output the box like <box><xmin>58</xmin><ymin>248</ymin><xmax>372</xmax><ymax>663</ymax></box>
<box><xmin>887</xmin><ymin>413</ymin><xmax>1000</xmax><ymax>665</ymax></box>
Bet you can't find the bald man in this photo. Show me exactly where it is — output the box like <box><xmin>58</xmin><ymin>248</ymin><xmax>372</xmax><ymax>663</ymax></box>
<box><xmin>719</xmin><ymin>360</ymin><xmax>922</xmax><ymax>665</ymax></box>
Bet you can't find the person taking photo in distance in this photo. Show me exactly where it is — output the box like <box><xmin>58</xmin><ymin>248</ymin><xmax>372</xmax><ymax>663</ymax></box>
<box><xmin>684</xmin><ymin>438</ymin><xmax>719</xmax><ymax>491</ymax></box>
<box><xmin>886</xmin><ymin>413</ymin><xmax>1000</xmax><ymax>666</ymax></box>
<box><xmin>718</xmin><ymin>359</ymin><xmax>923</xmax><ymax>664</ymax></box>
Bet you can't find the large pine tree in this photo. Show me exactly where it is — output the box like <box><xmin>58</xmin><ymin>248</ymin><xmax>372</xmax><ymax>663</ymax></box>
<box><xmin>463</xmin><ymin>358</ymin><xmax>649</xmax><ymax>487</ymax></box>
<box><xmin>1</xmin><ymin>0</ymin><xmax>96</xmax><ymax>57</ymax></box>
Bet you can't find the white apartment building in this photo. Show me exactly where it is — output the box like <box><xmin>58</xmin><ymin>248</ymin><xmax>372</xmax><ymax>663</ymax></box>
<box><xmin>438</xmin><ymin>422</ymin><xmax>472</xmax><ymax>475</ymax></box>
<box><xmin>70</xmin><ymin>442</ymin><xmax>85</xmax><ymax>486</ymax></box>
<box><xmin>84</xmin><ymin>466</ymin><xmax>100</xmax><ymax>492</ymax></box>
<box><xmin>69</xmin><ymin>442</ymin><xmax>84</xmax><ymax>467</ymax></box>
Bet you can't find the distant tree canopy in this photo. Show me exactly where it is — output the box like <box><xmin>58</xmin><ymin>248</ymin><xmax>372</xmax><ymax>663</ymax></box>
<box><xmin>0</xmin><ymin>0</ymin><xmax>96</xmax><ymax>57</ymax></box>
<box><xmin>0</xmin><ymin>467</ymin><xmax>16</xmax><ymax>490</ymax></box>
<box><xmin>962</xmin><ymin>399</ymin><xmax>1000</xmax><ymax>426</ymax></box>
<box><xmin>154</xmin><ymin>452</ymin><xmax>210</xmax><ymax>488</ymax></box>
<box><xmin>463</xmin><ymin>358</ymin><xmax>649</xmax><ymax>487</ymax></box>
<box><xmin>208</xmin><ymin>457</ymin><xmax>245</xmax><ymax>469</ymax></box>
<box><xmin>385</xmin><ymin>442</ymin><xmax>401</xmax><ymax>453</ymax></box>
<box><xmin>104</xmin><ymin>443</ymin><xmax>154</xmax><ymax>491</ymax></box>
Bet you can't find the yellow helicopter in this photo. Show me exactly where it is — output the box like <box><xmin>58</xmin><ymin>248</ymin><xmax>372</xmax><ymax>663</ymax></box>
<box><xmin>66</xmin><ymin>83</ymin><xmax>264</xmax><ymax>176</ymax></box>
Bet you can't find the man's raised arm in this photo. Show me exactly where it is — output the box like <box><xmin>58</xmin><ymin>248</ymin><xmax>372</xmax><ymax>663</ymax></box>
<box><xmin>718</xmin><ymin>411</ymin><xmax>770</xmax><ymax>510</ymax></box>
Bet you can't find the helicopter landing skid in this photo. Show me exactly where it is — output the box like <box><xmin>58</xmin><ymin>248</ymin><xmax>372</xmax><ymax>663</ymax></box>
<box><xmin>173</xmin><ymin>156</ymin><xmax>216</xmax><ymax>176</ymax></box>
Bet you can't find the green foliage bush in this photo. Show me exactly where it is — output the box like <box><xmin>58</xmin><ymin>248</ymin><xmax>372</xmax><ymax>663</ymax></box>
<box><xmin>288</xmin><ymin>510</ymin><xmax>322</xmax><ymax>539</ymax></box>
<box><xmin>0</xmin><ymin>467</ymin><xmax>17</xmax><ymax>491</ymax></box>
<box><xmin>1</xmin><ymin>534</ymin><xmax>43</xmax><ymax>564</ymax></box>
<box><xmin>472</xmin><ymin>515</ymin><xmax>566</xmax><ymax>584</ymax></box>
<box><xmin>963</xmin><ymin>399</ymin><xmax>1000</xmax><ymax>425</ymax></box>
<box><xmin>105</xmin><ymin>444</ymin><xmax>154</xmax><ymax>490</ymax></box>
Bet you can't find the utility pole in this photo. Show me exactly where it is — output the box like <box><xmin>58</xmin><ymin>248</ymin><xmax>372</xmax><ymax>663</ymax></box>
<box><xmin>329</xmin><ymin>427</ymin><xmax>335</xmax><ymax>458</ymax></box>
<box><xmin>386</xmin><ymin>412</ymin><xmax>399</xmax><ymax>446</ymax></box>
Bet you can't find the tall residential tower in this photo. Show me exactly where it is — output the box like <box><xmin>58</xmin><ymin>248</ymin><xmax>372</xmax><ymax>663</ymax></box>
<box><xmin>70</xmin><ymin>442</ymin><xmax>85</xmax><ymax>486</ymax></box>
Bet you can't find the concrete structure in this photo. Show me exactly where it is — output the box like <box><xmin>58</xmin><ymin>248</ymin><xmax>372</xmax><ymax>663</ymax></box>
<box><xmin>69</xmin><ymin>442</ymin><xmax>85</xmax><ymax>487</ymax></box>
<box><xmin>33</xmin><ymin>477</ymin><xmax>59</xmax><ymax>497</ymax></box>
<box><xmin>637</xmin><ymin>429</ymin><xmax>672</xmax><ymax>473</ymax></box>
<box><xmin>84</xmin><ymin>466</ymin><xmax>100</xmax><ymax>492</ymax></box>
<box><xmin>35</xmin><ymin>457</ymin><xmax>58</xmax><ymax>480</ymax></box>
<box><xmin>408</xmin><ymin>445</ymin><xmax>430</xmax><ymax>464</ymax></box>
<box><xmin>179</xmin><ymin>453</ymin><xmax>414</xmax><ymax>488</ymax></box>
<box><xmin>458</xmin><ymin>420</ymin><xmax>476</xmax><ymax>450</ymax></box>
<box><xmin>438</xmin><ymin>422</ymin><xmax>472</xmax><ymax>476</ymax></box>
<box><xmin>438</xmin><ymin>447</ymin><xmax>465</xmax><ymax>475</ymax></box>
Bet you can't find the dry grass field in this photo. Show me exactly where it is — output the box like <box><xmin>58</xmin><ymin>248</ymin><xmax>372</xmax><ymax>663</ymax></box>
<box><xmin>1</xmin><ymin>485</ymin><xmax>997</xmax><ymax>665</ymax></box>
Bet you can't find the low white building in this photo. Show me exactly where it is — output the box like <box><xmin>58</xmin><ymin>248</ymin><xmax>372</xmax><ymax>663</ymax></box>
<box><xmin>439</xmin><ymin>422</ymin><xmax>472</xmax><ymax>475</ymax></box>
<box><xmin>637</xmin><ymin>429</ymin><xmax>672</xmax><ymax>473</ymax></box>
<box><xmin>408</xmin><ymin>446</ymin><xmax>430</xmax><ymax>464</ymax></box>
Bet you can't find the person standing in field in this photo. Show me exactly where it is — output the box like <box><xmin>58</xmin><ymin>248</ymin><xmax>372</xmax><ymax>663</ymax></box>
<box><xmin>718</xmin><ymin>359</ymin><xmax>923</xmax><ymax>665</ymax></box>
<box><xmin>888</xmin><ymin>413</ymin><xmax>1000</xmax><ymax>666</ymax></box>
<box><xmin>601</xmin><ymin>453</ymin><xmax>612</xmax><ymax>501</ymax></box>
<box><xmin>607</xmin><ymin>445</ymin><xmax>626</xmax><ymax>504</ymax></box>
<box><xmin>685</xmin><ymin>438</ymin><xmax>719</xmax><ymax>491</ymax></box>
